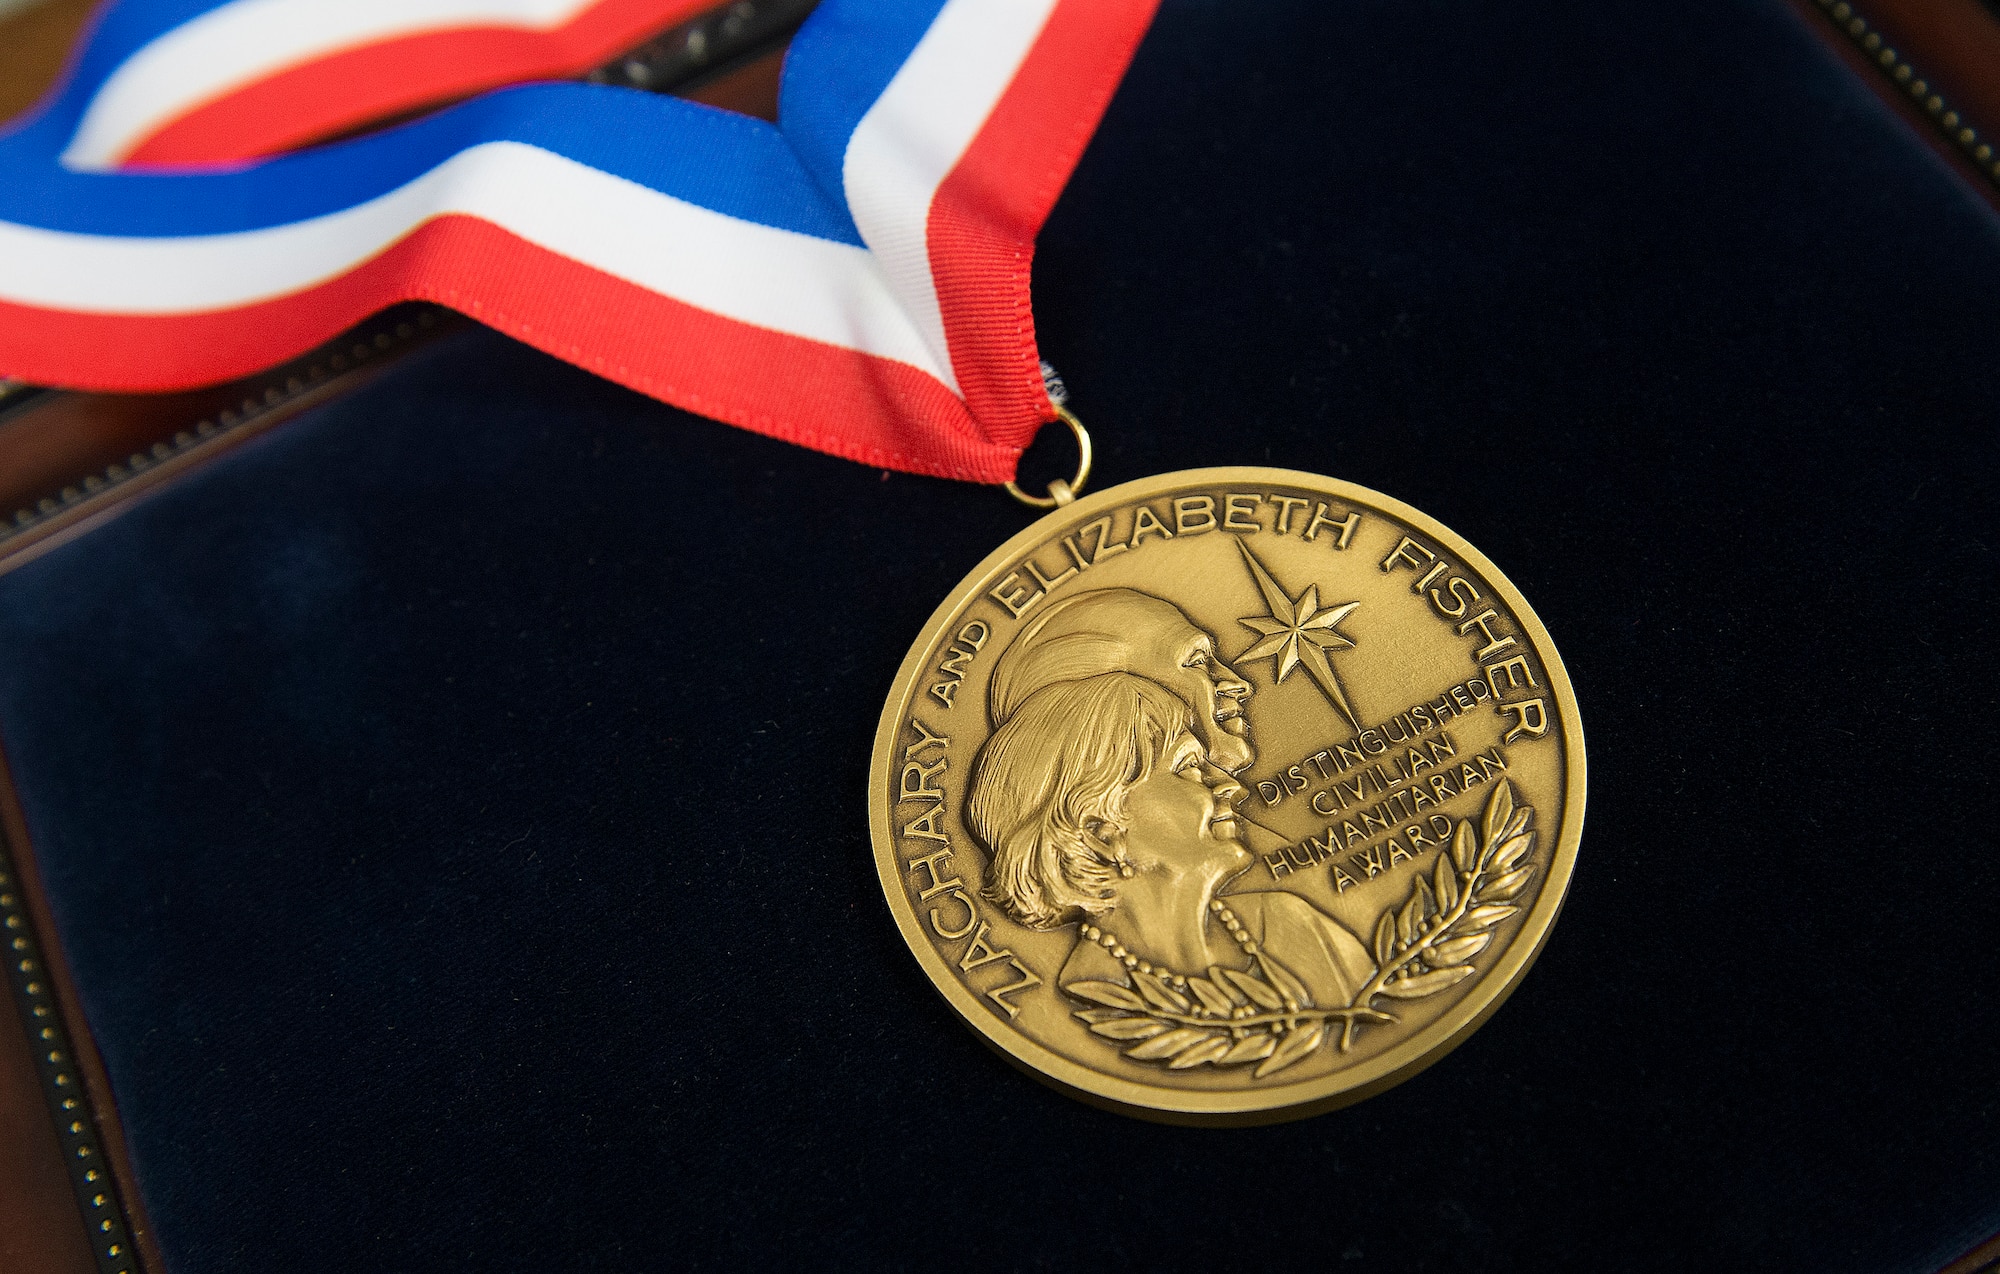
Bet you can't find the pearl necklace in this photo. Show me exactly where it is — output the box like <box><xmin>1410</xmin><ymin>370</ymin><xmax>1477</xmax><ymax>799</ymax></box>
<box><xmin>1079</xmin><ymin>899</ymin><xmax>1259</xmax><ymax>991</ymax></box>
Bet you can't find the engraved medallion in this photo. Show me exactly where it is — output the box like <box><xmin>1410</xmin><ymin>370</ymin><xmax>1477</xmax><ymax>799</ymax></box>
<box><xmin>870</xmin><ymin>468</ymin><xmax>1584</xmax><ymax>1123</ymax></box>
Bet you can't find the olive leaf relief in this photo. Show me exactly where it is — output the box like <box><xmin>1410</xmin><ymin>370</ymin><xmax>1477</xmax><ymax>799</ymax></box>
<box><xmin>1064</xmin><ymin>779</ymin><xmax>1539</xmax><ymax>1080</ymax></box>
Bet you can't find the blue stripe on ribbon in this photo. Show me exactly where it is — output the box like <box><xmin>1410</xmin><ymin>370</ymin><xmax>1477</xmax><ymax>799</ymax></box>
<box><xmin>0</xmin><ymin>84</ymin><xmax>865</xmax><ymax>243</ymax></box>
<box><xmin>0</xmin><ymin>0</ymin><xmax>962</xmax><ymax>247</ymax></box>
<box><xmin>779</xmin><ymin>0</ymin><xmax>951</xmax><ymax>209</ymax></box>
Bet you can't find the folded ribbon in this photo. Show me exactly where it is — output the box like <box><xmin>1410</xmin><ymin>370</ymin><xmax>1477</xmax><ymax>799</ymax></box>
<box><xmin>0</xmin><ymin>0</ymin><xmax>1158</xmax><ymax>482</ymax></box>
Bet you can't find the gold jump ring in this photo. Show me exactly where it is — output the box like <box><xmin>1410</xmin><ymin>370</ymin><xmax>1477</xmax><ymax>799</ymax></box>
<box><xmin>1003</xmin><ymin>407</ymin><xmax>1093</xmax><ymax>509</ymax></box>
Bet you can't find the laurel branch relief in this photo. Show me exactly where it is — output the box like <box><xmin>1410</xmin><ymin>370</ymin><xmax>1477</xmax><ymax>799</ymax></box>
<box><xmin>1063</xmin><ymin>779</ymin><xmax>1538</xmax><ymax>1080</ymax></box>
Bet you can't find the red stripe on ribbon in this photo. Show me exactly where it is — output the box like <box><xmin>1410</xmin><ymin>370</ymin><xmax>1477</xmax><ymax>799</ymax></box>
<box><xmin>927</xmin><ymin>0</ymin><xmax>1160</xmax><ymax>454</ymax></box>
<box><xmin>0</xmin><ymin>215</ymin><xmax>1013</xmax><ymax>481</ymax></box>
<box><xmin>122</xmin><ymin>0</ymin><xmax>714</xmax><ymax>167</ymax></box>
<box><xmin>7</xmin><ymin>1</ymin><xmax>1168</xmax><ymax>482</ymax></box>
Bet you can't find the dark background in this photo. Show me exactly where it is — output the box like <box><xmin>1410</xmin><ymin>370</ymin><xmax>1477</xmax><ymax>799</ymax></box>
<box><xmin>1</xmin><ymin>0</ymin><xmax>1996</xmax><ymax>1268</ymax></box>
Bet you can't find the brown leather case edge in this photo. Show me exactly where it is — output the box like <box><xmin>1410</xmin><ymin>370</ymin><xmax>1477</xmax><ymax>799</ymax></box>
<box><xmin>0</xmin><ymin>747</ymin><xmax>151</xmax><ymax>1274</ymax></box>
<box><xmin>0</xmin><ymin>903</ymin><xmax>95</xmax><ymax>1274</ymax></box>
<box><xmin>1794</xmin><ymin>0</ymin><xmax>2000</xmax><ymax>212</ymax></box>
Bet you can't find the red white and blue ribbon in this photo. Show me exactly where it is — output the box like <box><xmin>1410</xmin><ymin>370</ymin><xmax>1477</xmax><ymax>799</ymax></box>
<box><xmin>0</xmin><ymin>0</ymin><xmax>1157</xmax><ymax>481</ymax></box>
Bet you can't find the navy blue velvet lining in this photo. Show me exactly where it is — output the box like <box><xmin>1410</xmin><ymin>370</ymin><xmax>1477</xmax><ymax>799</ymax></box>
<box><xmin>1</xmin><ymin>0</ymin><xmax>1996</xmax><ymax>1268</ymax></box>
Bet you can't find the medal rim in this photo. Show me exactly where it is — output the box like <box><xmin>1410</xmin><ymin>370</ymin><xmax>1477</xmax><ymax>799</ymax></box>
<box><xmin>869</xmin><ymin>467</ymin><xmax>1587</xmax><ymax>1125</ymax></box>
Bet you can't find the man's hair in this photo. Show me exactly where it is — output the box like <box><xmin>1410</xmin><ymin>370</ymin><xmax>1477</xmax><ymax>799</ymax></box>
<box><xmin>966</xmin><ymin>672</ymin><xmax>1193</xmax><ymax>930</ymax></box>
<box><xmin>986</xmin><ymin>589</ymin><xmax>1191</xmax><ymax>730</ymax></box>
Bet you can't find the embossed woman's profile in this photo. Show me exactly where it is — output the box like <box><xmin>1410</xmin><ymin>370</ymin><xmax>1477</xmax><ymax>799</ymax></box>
<box><xmin>987</xmin><ymin>587</ymin><xmax>1295</xmax><ymax>856</ymax></box>
<box><xmin>965</xmin><ymin>672</ymin><xmax>1376</xmax><ymax>1023</ymax></box>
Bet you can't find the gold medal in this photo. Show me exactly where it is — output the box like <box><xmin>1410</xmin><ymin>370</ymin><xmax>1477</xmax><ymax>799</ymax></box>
<box><xmin>870</xmin><ymin>463</ymin><xmax>1584</xmax><ymax>1123</ymax></box>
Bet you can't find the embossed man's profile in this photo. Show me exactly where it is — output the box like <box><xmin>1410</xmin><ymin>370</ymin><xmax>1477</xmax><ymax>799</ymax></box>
<box><xmin>988</xmin><ymin>588</ymin><xmax>1257</xmax><ymax>773</ymax></box>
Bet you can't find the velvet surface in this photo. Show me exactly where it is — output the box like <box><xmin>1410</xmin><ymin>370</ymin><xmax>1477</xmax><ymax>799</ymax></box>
<box><xmin>2</xmin><ymin>0</ymin><xmax>1997</xmax><ymax>1268</ymax></box>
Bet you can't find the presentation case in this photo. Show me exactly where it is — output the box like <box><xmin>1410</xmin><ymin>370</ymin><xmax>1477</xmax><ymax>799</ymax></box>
<box><xmin>2</xmin><ymin>0</ymin><xmax>1997</xmax><ymax>1269</ymax></box>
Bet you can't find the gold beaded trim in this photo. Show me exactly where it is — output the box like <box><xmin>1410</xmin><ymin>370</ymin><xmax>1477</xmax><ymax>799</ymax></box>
<box><xmin>0</xmin><ymin>307</ymin><xmax>447</xmax><ymax>552</ymax></box>
<box><xmin>0</xmin><ymin>828</ymin><xmax>138</xmax><ymax>1274</ymax></box>
<box><xmin>1812</xmin><ymin>0</ymin><xmax>2000</xmax><ymax>190</ymax></box>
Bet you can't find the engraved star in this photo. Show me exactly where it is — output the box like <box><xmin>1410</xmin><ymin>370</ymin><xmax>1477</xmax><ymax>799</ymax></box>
<box><xmin>1234</xmin><ymin>539</ymin><xmax>1362</xmax><ymax>730</ymax></box>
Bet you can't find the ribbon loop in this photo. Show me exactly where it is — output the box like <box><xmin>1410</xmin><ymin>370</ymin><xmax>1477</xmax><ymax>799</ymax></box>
<box><xmin>0</xmin><ymin>0</ymin><xmax>1159</xmax><ymax>484</ymax></box>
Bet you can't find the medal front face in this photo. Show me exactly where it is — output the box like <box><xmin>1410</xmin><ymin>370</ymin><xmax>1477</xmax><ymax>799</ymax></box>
<box><xmin>870</xmin><ymin>468</ymin><xmax>1584</xmax><ymax>1123</ymax></box>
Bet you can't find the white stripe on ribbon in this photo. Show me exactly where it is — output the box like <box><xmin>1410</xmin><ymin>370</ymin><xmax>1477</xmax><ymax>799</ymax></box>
<box><xmin>63</xmin><ymin>0</ymin><xmax>604</xmax><ymax>170</ymax></box>
<box><xmin>842</xmin><ymin>0</ymin><xmax>1056</xmax><ymax>395</ymax></box>
<box><xmin>0</xmin><ymin>141</ymin><xmax>951</xmax><ymax>380</ymax></box>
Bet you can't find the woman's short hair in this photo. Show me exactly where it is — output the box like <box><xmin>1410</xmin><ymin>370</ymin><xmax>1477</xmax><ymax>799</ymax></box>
<box><xmin>966</xmin><ymin>672</ymin><xmax>1194</xmax><ymax>930</ymax></box>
